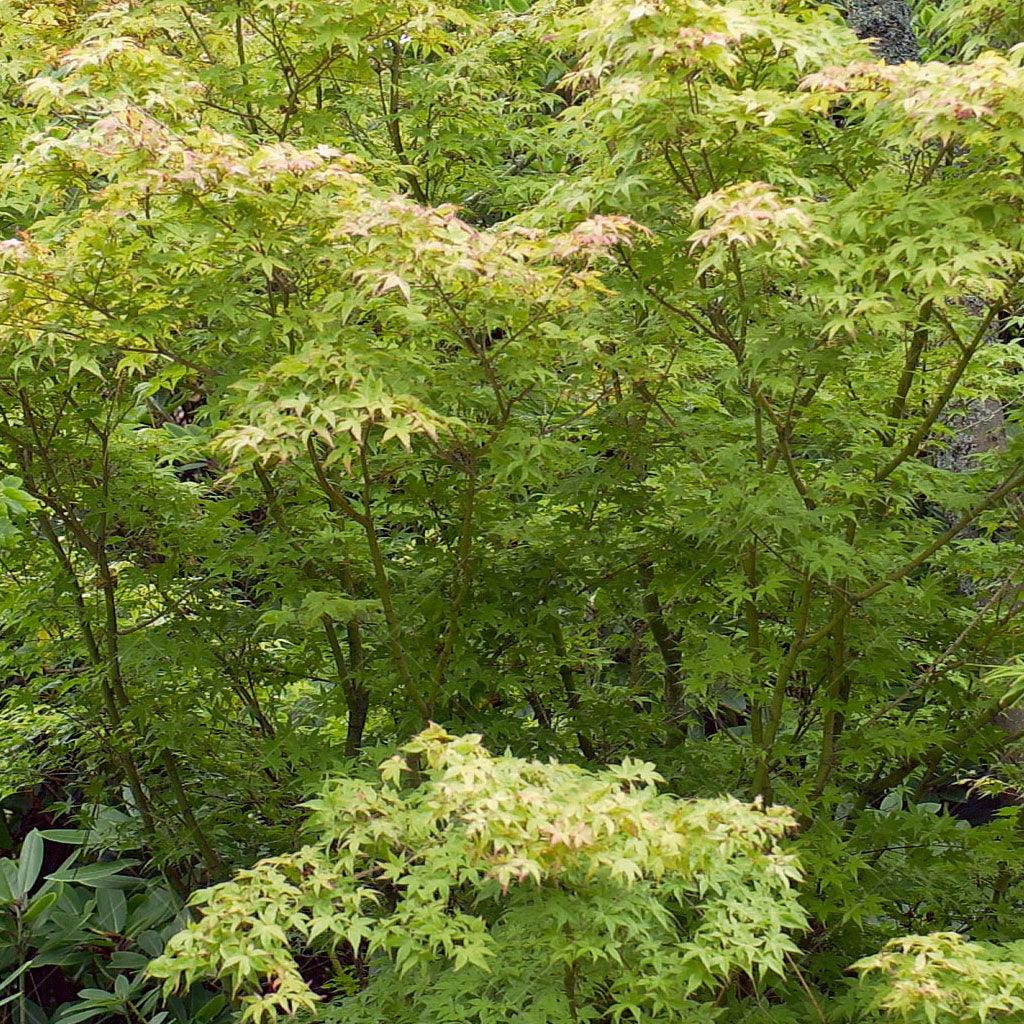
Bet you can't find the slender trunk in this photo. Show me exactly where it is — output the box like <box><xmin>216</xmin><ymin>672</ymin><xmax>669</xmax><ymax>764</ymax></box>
<box><xmin>322</xmin><ymin>614</ymin><xmax>369</xmax><ymax>756</ymax></box>
<box><xmin>638</xmin><ymin>561</ymin><xmax>687</xmax><ymax>747</ymax></box>
<box><xmin>743</xmin><ymin>545</ymin><xmax>764</xmax><ymax>747</ymax></box>
<box><xmin>811</xmin><ymin>596</ymin><xmax>850</xmax><ymax>799</ymax></box>
<box><xmin>752</xmin><ymin>577</ymin><xmax>813</xmax><ymax>801</ymax></box>
<box><xmin>356</xmin><ymin>444</ymin><xmax>428</xmax><ymax>723</ymax></box>
<box><xmin>159</xmin><ymin>748</ymin><xmax>222</xmax><ymax>878</ymax></box>
<box><xmin>524</xmin><ymin>690</ymin><xmax>554</xmax><ymax>730</ymax></box>
<box><xmin>37</xmin><ymin>516</ymin><xmax>156</xmax><ymax>828</ymax></box>
<box><xmin>97</xmin><ymin>541</ymin><xmax>221</xmax><ymax>877</ymax></box>
<box><xmin>550</xmin><ymin>620</ymin><xmax>597</xmax><ymax>761</ymax></box>
<box><xmin>256</xmin><ymin>462</ymin><xmax>370</xmax><ymax>747</ymax></box>
<box><xmin>429</xmin><ymin>471</ymin><xmax>477</xmax><ymax>708</ymax></box>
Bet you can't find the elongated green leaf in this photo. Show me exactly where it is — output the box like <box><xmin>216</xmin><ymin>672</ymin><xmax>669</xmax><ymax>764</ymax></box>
<box><xmin>75</xmin><ymin>989</ymin><xmax>116</xmax><ymax>1003</ymax></box>
<box><xmin>23</xmin><ymin>889</ymin><xmax>58</xmax><ymax>924</ymax></box>
<box><xmin>0</xmin><ymin>859</ymin><xmax>15</xmax><ymax>903</ymax></box>
<box><xmin>47</xmin><ymin>859</ymin><xmax>138</xmax><ymax>884</ymax></box>
<box><xmin>110</xmin><ymin>951</ymin><xmax>149</xmax><ymax>969</ymax></box>
<box><xmin>16</xmin><ymin>831</ymin><xmax>43</xmax><ymax>898</ymax></box>
<box><xmin>96</xmin><ymin>888</ymin><xmax>127</xmax><ymax>932</ymax></box>
<box><xmin>0</xmin><ymin>958</ymin><xmax>35</xmax><ymax>993</ymax></box>
<box><xmin>194</xmin><ymin>996</ymin><xmax>226</xmax><ymax>1023</ymax></box>
<box><xmin>53</xmin><ymin>1007</ymin><xmax>111</xmax><ymax>1024</ymax></box>
<box><xmin>37</xmin><ymin>830</ymin><xmax>91</xmax><ymax>846</ymax></box>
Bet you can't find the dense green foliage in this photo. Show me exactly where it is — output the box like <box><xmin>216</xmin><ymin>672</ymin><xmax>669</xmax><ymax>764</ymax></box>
<box><xmin>149</xmin><ymin>727</ymin><xmax>806</xmax><ymax>1023</ymax></box>
<box><xmin>3</xmin><ymin>0</ymin><xmax>1024</xmax><ymax>1019</ymax></box>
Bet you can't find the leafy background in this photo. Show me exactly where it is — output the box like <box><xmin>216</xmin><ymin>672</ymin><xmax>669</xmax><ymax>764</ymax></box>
<box><xmin>2</xmin><ymin>0</ymin><xmax>1024</xmax><ymax>1020</ymax></box>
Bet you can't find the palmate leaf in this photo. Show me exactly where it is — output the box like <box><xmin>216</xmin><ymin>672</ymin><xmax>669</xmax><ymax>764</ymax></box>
<box><xmin>149</xmin><ymin>728</ymin><xmax>805</xmax><ymax>1024</ymax></box>
<box><xmin>3</xmin><ymin>1</ymin><xmax>1024</xmax><ymax>1023</ymax></box>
